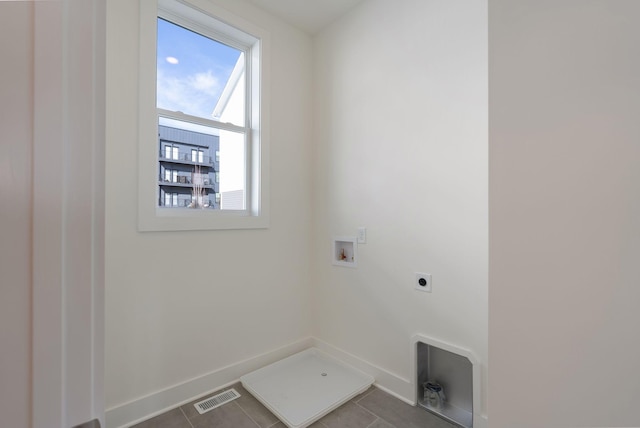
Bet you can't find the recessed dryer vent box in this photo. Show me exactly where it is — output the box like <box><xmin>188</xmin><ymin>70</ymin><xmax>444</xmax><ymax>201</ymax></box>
<box><xmin>332</xmin><ymin>237</ymin><xmax>357</xmax><ymax>268</ymax></box>
<box><xmin>413</xmin><ymin>334</ymin><xmax>479</xmax><ymax>428</ymax></box>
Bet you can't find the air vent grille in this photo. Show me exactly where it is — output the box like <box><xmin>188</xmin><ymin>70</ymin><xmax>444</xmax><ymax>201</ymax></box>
<box><xmin>194</xmin><ymin>388</ymin><xmax>241</xmax><ymax>414</ymax></box>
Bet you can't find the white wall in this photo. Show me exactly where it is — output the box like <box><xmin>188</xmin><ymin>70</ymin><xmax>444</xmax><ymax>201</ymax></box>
<box><xmin>312</xmin><ymin>0</ymin><xmax>488</xmax><ymax>419</ymax></box>
<box><xmin>105</xmin><ymin>0</ymin><xmax>313</xmax><ymax>414</ymax></box>
<box><xmin>490</xmin><ymin>1</ymin><xmax>640</xmax><ymax>426</ymax></box>
<box><xmin>0</xmin><ymin>3</ymin><xmax>33</xmax><ymax>427</ymax></box>
<box><xmin>31</xmin><ymin>1</ymin><xmax>106</xmax><ymax>426</ymax></box>
<box><xmin>1</xmin><ymin>2</ymin><xmax>105</xmax><ymax>427</ymax></box>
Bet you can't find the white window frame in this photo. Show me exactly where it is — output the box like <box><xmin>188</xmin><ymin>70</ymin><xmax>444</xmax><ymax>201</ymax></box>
<box><xmin>138</xmin><ymin>0</ymin><xmax>270</xmax><ymax>231</ymax></box>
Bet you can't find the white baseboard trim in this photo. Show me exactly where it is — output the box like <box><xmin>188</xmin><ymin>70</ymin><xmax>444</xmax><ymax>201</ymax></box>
<box><xmin>314</xmin><ymin>337</ymin><xmax>488</xmax><ymax>428</ymax></box>
<box><xmin>475</xmin><ymin>415</ymin><xmax>489</xmax><ymax>428</ymax></box>
<box><xmin>106</xmin><ymin>336</ymin><xmax>488</xmax><ymax>428</ymax></box>
<box><xmin>105</xmin><ymin>337</ymin><xmax>313</xmax><ymax>428</ymax></box>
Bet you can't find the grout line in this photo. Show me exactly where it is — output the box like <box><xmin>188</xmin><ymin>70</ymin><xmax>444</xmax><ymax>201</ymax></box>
<box><xmin>353</xmin><ymin>386</ymin><xmax>377</xmax><ymax>404</ymax></box>
<box><xmin>234</xmin><ymin>401</ymin><xmax>261</xmax><ymax>428</ymax></box>
<box><xmin>139</xmin><ymin>385</ymin><xmax>385</xmax><ymax>428</ymax></box>
<box><xmin>355</xmin><ymin>401</ymin><xmax>379</xmax><ymax>422</ymax></box>
<box><xmin>364</xmin><ymin>417</ymin><xmax>381</xmax><ymax>428</ymax></box>
<box><xmin>353</xmin><ymin>387</ymin><xmax>379</xmax><ymax>419</ymax></box>
<box><xmin>354</xmin><ymin>388</ymin><xmax>399</xmax><ymax>428</ymax></box>
<box><xmin>179</xmin><ymin>406</ymin><xmax>194</xmax><ymax>428</ymax></box>
<box><xmin>236</xmin><ymin>384</ymin><xmax>282</xmax><ymax>428</ymax></box>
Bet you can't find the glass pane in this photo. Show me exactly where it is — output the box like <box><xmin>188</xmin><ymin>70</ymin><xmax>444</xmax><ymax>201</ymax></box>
<box><xmin>157</xmin><ymin>18</ymin><xmax>245</xmax><ymax>126</ymax></box>
<box><xmin>158</xmin><ymin>115</ymin><xmax>245</xmax><ymax>210</ymax></box>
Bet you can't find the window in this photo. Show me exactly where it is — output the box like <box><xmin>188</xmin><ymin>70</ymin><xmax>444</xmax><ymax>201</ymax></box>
<box><xmin>189</xmin><ymin>148</ymin><xmax>204</xmax><ymax>164</ymax></box>
<box><xmin>138</xmin><ymin>0</ymin><xmax>270</xmax><ymax>231</ymax></box>
<box><xmin>163</xmin><ymin>192</ymin><xmax>180</xmax><ymax>207</ymax></box>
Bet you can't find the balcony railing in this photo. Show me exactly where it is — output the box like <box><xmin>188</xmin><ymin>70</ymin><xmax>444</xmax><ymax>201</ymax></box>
<box><xmin>158</xmin><ymin>181</ymin><xmax>215</xmax><ymax>190</ymax></box>
<box><xmin>159</xmin><ymin>199</ymin><xmax>218</xmax><ymax>209</ymax></box>
<box><xmin>158</xmin><ymin>174</ymin><xmax>214</xmax><ymax>185</ymax></box>
<box><xmin>159</xmin><ymin>151</ymin><xmax>216</xmax><ymax>167</ymax></box>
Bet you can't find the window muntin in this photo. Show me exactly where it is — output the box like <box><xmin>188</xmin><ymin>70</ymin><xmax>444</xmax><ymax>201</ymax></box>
<box><xmin>138</xmin><ymin>0</ymin><xmax>269</xmax><ymax>230</ymax></box>
<box><xmin>156</xmin><ymin>12</ymin><xmax>250</xmax><ymax>212</ymax></box>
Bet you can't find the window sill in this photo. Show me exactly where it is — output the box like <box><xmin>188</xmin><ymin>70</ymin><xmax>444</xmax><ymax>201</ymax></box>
<box><xmin>138</xmin><ymin>207</ymin><xmax>269</xmax><ymax>232</ymax></box>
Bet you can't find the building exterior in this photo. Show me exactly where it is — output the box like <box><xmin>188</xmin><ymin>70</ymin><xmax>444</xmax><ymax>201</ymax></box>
<box><xmin>158</xmin><ymin>124</ymin><xmax>220</xmax><ymax>208</ymax></box>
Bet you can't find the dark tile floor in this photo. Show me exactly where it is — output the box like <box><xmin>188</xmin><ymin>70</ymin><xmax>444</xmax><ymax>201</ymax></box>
<box><xmin>131</xmin><ymin>383</ymin><xmax>456</xmax><ymax>428</ymax></box>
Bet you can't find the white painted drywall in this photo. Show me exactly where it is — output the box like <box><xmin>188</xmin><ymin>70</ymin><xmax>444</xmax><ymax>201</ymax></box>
<box><xmin>312</xmin><ymin>0</ymin><xmax>488</xmax><ymax>418</ymax></box>
<box><xmin>0</xmin><ymin>3</ymin><xmax>33</xmax><ymax>427</ymax></box>
<box><xmin>490</xmin><ymin>1</ymin><xmax>640</xmax><ymax>426</ymax></box>
<box><xmin>31</xmin><ymin>1</ymin><xmax>106</xmax><ymax>426</ymax></box>
<box><xmin>105</xmin><ymin>0</ymin><xmax>313</xmax><ymax>410</ymax></box>
<box><xmin>1</xmin><ymin>2</ymin><xmax>106</xmax><ymax>427</ymax></box>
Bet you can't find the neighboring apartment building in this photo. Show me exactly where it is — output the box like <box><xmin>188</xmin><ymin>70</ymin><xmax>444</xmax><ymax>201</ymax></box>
<box><xmin>158</xmin><ymin>124</ymin><xmax>220</xmax><ymax>209</ymax></box>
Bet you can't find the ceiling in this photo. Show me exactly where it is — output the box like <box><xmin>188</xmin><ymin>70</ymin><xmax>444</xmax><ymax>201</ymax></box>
<box><xmin>245</xmin><ymin>0</ymin><xmax>366</xmax><ymax>34</ymax></box>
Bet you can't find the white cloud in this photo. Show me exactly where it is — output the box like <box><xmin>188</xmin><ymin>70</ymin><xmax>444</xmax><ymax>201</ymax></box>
<box><xmin>157</xmin><ymin>69</ymin><xmax>222</xmax><ymax>118</ymax></box>
<box><xmin>190</xmin><ymin>71</ymin><xmax>219</xmax><ymax>95</ymax></box>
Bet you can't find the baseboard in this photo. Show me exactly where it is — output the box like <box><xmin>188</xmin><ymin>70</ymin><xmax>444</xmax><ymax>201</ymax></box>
<box><xmin>314</xmin><ymin>337</ymin><xmax>488</xmax><ymax>428</ymax></box>
<box><xmin>475</xmin><ymin>415</ymin><xmax>489</xmax><ymax>428</ymax></box>
<box><xmin>105</xmin><ymin>337</ymin><xmax>313</xmax><ymax>428</ymax></box>
<box><xmin>106</xmin><ymin>336</ymin><xmax>488</xmax><ymax>428</ymax></box>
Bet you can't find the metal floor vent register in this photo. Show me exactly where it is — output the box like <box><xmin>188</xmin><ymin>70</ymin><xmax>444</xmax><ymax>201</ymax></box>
<box><xmin>194</xmin><ymin>388</ymin><xmax>240</xmax><ymax>414</ymax></box>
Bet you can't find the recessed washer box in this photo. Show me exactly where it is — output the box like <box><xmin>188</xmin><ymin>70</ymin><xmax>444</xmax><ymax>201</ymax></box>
<box><xmin>332</xmin><ymin>237</ymin><xmax>357</xmax><ymax>268</ymax></box>
<box><xmin>241</xmin><ymin>348</ymin><xmax>373</xmax><ymax>428</ymax></box>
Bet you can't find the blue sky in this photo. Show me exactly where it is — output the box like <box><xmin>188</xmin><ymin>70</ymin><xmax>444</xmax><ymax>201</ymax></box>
<box><xmin>157</xmin><ymin>18</ymin><xmax>241</xmax><ymax>119</ymax></box>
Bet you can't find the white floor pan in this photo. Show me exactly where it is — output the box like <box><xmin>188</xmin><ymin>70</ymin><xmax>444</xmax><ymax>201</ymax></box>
<box><xmin>240</xmin><ymin>348</ymin><xmax>374</xmax><ymax>428</ymax></box>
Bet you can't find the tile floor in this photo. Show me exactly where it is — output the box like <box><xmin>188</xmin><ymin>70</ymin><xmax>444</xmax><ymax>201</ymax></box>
<box><xmin>131</xmin><ymin>383</ymin><xmax>457</xmax><ymax>428</ymax></box>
